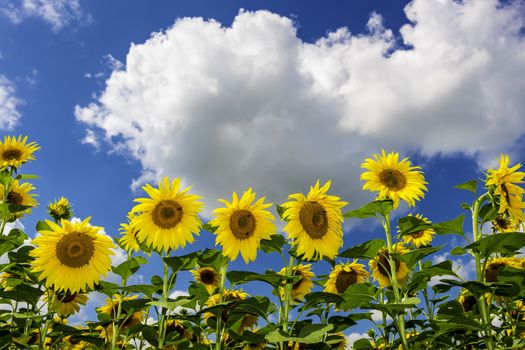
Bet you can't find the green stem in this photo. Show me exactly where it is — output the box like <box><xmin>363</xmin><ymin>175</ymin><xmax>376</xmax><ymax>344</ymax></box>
<box><xmin>281</xmin><ymin>255</ymin><xmax>294</xmax><ymax>350</ymax></box>
<box><xmin>40</xmin><ymin>293</ymin><xmax>57</xmax><ymax>349</ymax></box>
<box><xmin>418</xmin><ymin>261</ymin><xmax>433</xmax><ymax>321</ymax></box>
<box><xmin>383</xmin><ymin>213</ymin><xmax>409</xmax><ymax>350</ymax></box>
<box><xmin>471</xmin><ymin>192</ymin><xmax>494</xmax><ymax>350</ymax></box>
<box><xmin>215</xmin><ymin>262</ymin><xmax>228</xmax><ymax>350</ymax></box>
<box><xmin>110</xmin><ymin>296</ymin><xmax>124</xmax><ymax>350</ymax></box>
<box><xmin>158</xmin><ymin>253</ymin><xmax>170</xmax><ymax>349</ymax></box>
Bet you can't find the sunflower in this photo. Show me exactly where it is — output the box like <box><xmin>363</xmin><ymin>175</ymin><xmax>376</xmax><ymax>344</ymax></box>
<box><xmin>165</xmin><ymin>319</ymin><xmax>192</xmax><ymax>340</ymax></box>
<box><xmin>458</xmin><ymin>289</ymin><xmax>476</xmax><ymax>312</ymax></box>
<box><xmin>48</xmin><ymin>197</ymin><xmax>73</xmax><ymax>222</ymax></box>
<box><xmin>244</xmin><ymin>343</ymin><xmax>265</xmax><ymax>350</ymax></box>
<box><xmin>492</xmin><ymin>213</ymin><xmax>522</xmax><ymax>233</ymax></box>
<box><xmin>204</xmin><ymin>289</ymin><xmax>257</xmax><ymax>331</ymax></box>
<box><xmin>369</xmin><ymin>243</ymin><xmax>410</xmax><ymax>288</ymax></box>
<box><xmin>279</xmin><ymin>264</ymin><xmax>315</xmax><ymax>303</ymax></box>
<box><xmin>210</xmin><ymin>188</ymin><xmax>276</xmax><ymax>263</ymax></box>
<box><xmin>486</xmin><ymin>154</ymin><xmax>525</xmax><ymax>222</ymax></box>
<box><xmin>132</xmin><ymin>177</ymin><xmax>203</xmax><ymax>253</ymax></box>
<box><xmin>191</xmin><ymin>266</ymin><xmax>220</xmax><ymax>294</ymax></box>
<box><xmin>118</xmin><ymin>212</ymin><xmax>141</xmax><ymax>254</ymax></box>
<box><xmin>282</xmin><ymin>180</ymin><xmax>347</xmax><ymax>261</ymax></box>
<box><xmin>98</xmin><ymin>294</ymin><xmax>144</xmax><ymax>339</ymax></box>
<box><xmin>30</xmin><ymin>217</ymin><xmax>115</xmax><ymax>293</ymax></box>
<box><xmin>334</xmin><ymin>332</ymin><xmax>347</xmax><ymax>350</ymax></box>
<box><xmin>324</xmin><ymin>261</ymin><xmax>369</xmax><ymax>294</ymax></box>
<box><xmin>0</xmin><ymin>180</ymin><xmax>38</xmax><ymax>219</ymax></box>
<box><xmin>361</xmin><ymin>150</ymin><xmax>427</xmax><ymax>208</ymax></box>
<box><xmin>46</xmin><ymin>290</ymin><xmax>88</xmax><ymax>317</ymax></box>
<box><xmin>484</xmin><ymin>257</ymin><xmax>523</xmax><ymax>282</ymax></box>
<box><xmin>0</xmin><ymin>135</ymin><xmax>40</xmax><ymax>169</ymax></box>
<box><xmin>401</xmin><ymin>214</ymin><xmax>435</xmax><ymax>247</ymax></box>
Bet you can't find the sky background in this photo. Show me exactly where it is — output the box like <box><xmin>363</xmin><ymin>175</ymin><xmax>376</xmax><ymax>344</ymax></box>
<box><xmin>1</xmin><ymin>0</ymin><xmax>525</xmax><ymax>347</ymax></box>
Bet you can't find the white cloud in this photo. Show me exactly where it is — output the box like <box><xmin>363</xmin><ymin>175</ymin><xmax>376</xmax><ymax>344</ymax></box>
<box><xmin>0</xmin><ymin>0</ymin><xmax>88</xmax><ymax>31</ymax></box>
<box><xmin>0</xmin><ymin>75</ymin><xmax>21</xmax><ymax>130</ymax></box>
<box><xmin>76</xmin><ymin>1</ymin><xmax>525</xmax><ymax>213</ymax></box>
<box><xmin>429</xmin><ymin>252</ymin><xmax>476</xmax><ymax>286</ymax></box>
<box><xmin>81</xmin><ymin>129</ymin><xmax>100</xmax><ymax>150</ymax></box>
<box><xmin>346</xmin><ymin>332</ymin><xmax>369</xmax><ymax>349</ymax></box>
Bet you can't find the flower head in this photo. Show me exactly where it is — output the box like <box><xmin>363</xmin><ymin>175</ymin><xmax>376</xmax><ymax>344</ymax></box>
<box><xmin>324</xmin><ymin>261</ymin><xmax>369</xmax><ymax>294</ymax></box>
<box><xmin>369</xmin><ymin>243</ymin><xmax>410</xmax><ymax>288</ymax></box>
<box><xmin>279</xmin><ymin>264</ymin><xmax>315</xmax><ymax>303</ymax></box>
<box><xmin>401</xmin><ymin>214</ymin><xmax>435</xmax><ymax>248</ymax></box>
<box><xmin>48</xmin><ymin>197</ymin><xmax>73</xmax><ymax>222</ymax></box>
<box><xmin>0</xmin><ymin>135</ymin><xmax>40</xmax><ymax>169</ymax></box>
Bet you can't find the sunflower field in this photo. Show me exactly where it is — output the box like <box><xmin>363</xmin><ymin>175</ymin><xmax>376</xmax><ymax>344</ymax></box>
<box><xmin>1</xmin><ymin>134</ymin><xmax>525</xmax><ymax>350</ymax></box>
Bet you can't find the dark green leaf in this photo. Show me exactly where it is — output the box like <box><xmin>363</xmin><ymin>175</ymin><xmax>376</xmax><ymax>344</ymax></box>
<box><xmin>479</xmin><ymin>203</ymin><xmax>498</xmax><ymax>223</ymax></box>
<box><xmin>466</xmin><ymin>232</ymin><xmax>525</xmax><ymax>256</ymax></box>
<box><xmin>338</xmin><ymin>239</ymin><xmax>385</xmax><ymax>259</ymax></box>
<box><xmin>398</xmin><ymin>245</ymin><xmax>443</xmax><ymax>267</ymax></box>
<box><xmin>227</xmin><ymin>270</ymin><xmax>290</xmax><ymax>288</ymax></box>
<box><xmin>276</xmin><ymin>204</ymin><xmax>287</xmax><ymax>220</ymax></box>
<box><xmin>163</xmin><ymin>251</ymin><xmax>200</xmax><ymax>272</ymax></box>
<box><xmin>450</xmin><ymin>247</ymin><xmax>466</xmax><ymax>256</ymax></box>
<box><xmin>407</xmin><ymin>261</ymin><xmax>457</xmax><ymax>294</ymax></box>
<box><xmin>0</xmin><ymin>284</ymin><xmax>43</xmax><ymax>306</ymax></box>
<box><xmin>339</xmin><ymin>284</ymin><xmax>376</xmax><ymax>310</ymax></box>
<box><xmin>7</xmin><ymin>204</ymin><xmax>31</xmax><ymax>213</ymax></box>
<box><xmin>265</xmin><ymin>324</ymin><xmax>333</xmax><ymax>344</ymax></box>
<box><xmin>301</xmin><ymin>292</ymin><xmax>344</xmax><ymax>311</ymax></box>
<box><xmin>202</xmin><ymin>223</ymin><xmax>217</xmax><ymax>233</ymax></box>
<box><xmin>36</xmin><ymin>220</ymin><xmax>52</xmax><ymax>231</ymax></box>
<box><xmin>397</xmin><ymin>215</ymin><xmax>432</xmax><ymax>236</ymax></box>
<box><xmin>343</xmin><ymin>200</ymin><xmax>393</xmax><ymax>219</ymax></box>
<box><xmin>454</xmin><ymin>180</ymin><xmax>477</xmax><ymax>194</ymax></box>
<box><xmin>433</xmin><ymin>215</ymin><xmax>464</xmax><ymax>236</ymax></box>
<box><xmin>112</xmin><ymin>257</ymin><xmax>147</xmax><ymax>281</ymax></box>
<box><xmin>260</xmin><ymin>234</ymin><xmax>286</xmax><ymax>255</ymax></box>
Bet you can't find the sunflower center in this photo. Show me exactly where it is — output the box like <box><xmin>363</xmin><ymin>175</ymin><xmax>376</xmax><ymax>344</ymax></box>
<box><xmin>2</xmin><ymin>149</ymin><xmax>22</xmax><ymax>160</ymax></box>
<box><xmin>292</xmin><ymin>269</ymin><xmax>305</xmax><ymax>290</ymax></box>
<box><xmin>495</xmin><ymin>217</ymin><xmax>510</xmax><ymax>230</ymax></box>
<box><xmin>379</xmin><ymin>169</ymin><xmax>407</xmax><ymax>191</ymax></box>
<box><xmin>299</xmin><ymin>201</ymin><xmax>328</xmax><ymax>239</ymax></box>
<box><xmin>6</xmin><ymin>191</ymin><xmax>23</xmax><ymax>205</ymax></box>
<box><xmin>335</xmin><ymin>270</ymin><xmax>358</xmax><ymax>293</ymax></box>
<box><xmin>58</xmin><ymin>292</ymin><xmax>78</xmax><ymax>303</ymax></box>
<box><xmin>200</xmin><ymin>269</ymin><xmax>216</xmax><ymax>284</ymax></box>
<box><xmin>485</xmin><ymin>262</ymin><xmax>506</xmax><ymax>282</ymax></box>
<box><xmin>56</xmin><ymin>232</ymin><xmax>95</xmax><ymax>268</ymax></box>
<box><xmin>461</xmin><ymin>295</ymin><xmax>477</xmax><ymax>312</ymax></box>
<box><xmin>410</xmin><ymin>231</ymin><xmax>424</xmax><ymax>238</ymax></box>
<box><xmin>377</xmin><ymin>251</ymin><xmax>400</xmax><ymax>277</ymax></box>
<box><xmin>152</xmin><ymin>200</ymin><xmax>183</xmax><ymax>229</ymax></box>
<box><xmin>229</xmin><ymin>209</ymin><xmax>256</xmax><ymax>240</ymax></box>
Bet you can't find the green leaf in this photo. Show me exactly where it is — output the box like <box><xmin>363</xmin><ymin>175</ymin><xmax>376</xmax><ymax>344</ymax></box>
<box><xmin>227</xmin><ymin>270</ymin><xmax>290</xmax><ymax>288</ymax></box>
<box><xmin>260</xmin><ymin>234</ymin><xmax>286</xmax><ymax>255</ymax></box>
<box><xmin>202</xmin><ymin>223</ymin><xmax>217</xmax><ymax>233</ymax></box>
<box><xmin>7</xmin><ymin>204</ymin><xmax>31</xmax><ymax>213</ymax></box>
<box><xmin>466</xmin><ymin>232</ymin><xmax>525</xmax><ymax>256</ymax></box>
<box><xmin>450</xmin><ymin>247</ymin><xmax>466</xmax><ymax>256</ymax></box>
<box><xmin>276</xmin><ymin>204</ymin><xmax>287</xmax><ymax>220</ymax></box>
<box><xmin>112</xmin><ymin>256</ymin><xmax>147</xmax><ymax>281</ymax></box>
<box><xmin>479</xmin><ymin>203</ymin><xmax>498</xmax><ymax>223</ymax></box>
<box><xmin>339</xmin><ymin>284</ymin><xmax>376</xmax><ymax>310</ymax></box>
<box><xmin>433</xmin><ymin>215</ymin><xmax>464</xmax><ymax>236</ymax></box>
<box><xmin>148</xmin><ymin>299</ymin><xmax>192</xmax><ymax>310</ymax></box>
<box><xmin>15</xmin><ymin>174</ymin><xmax>39</xmax><ymax>180</ymax></box>
<box><xmin>397</xmin><ymin>215</ymin><xmax>432</xmax><ymax>236</ymax></box>
<box><xmin>0</xmin><ymin>284</ymin><xmax>43</xmax><ymax>306</ymax></box>
<box><xmin>398</xmin><ymin>245</ymin><xmax>443</xmax><ymax>267</ymax></box>
<box><xmin>265</xmin><ymin>324</ymin><xmax>333</xmax><ymax>344</ymax></box>
<box><xmin>141</xmin><ymin>325</ymin><xmax>158</xmax><ymax>347</ymax></box>
<box><xmin>122</xmin><ymin>285</ymin><xmax>159</xmax><ymax>298</ymax></box>
<box><xmin>229</xmin><ymin>297</ymin><xmax>271</xmax><ymax>322</ymax></box>
<box><xmin>343</xmin><ymin>200</ymin><xmax>393</xmax><ymax>218</ymax></box>
<box><xmin>36</xmin><ymin>220</ymin><xmax>52</xmax><ymax>232</ymax></box>
<box><xmin>454</xmin><ymin>180</ymin><xmax>477</xmax><ymax>194</ymax></box>
<box><xmin>407</xmin><ymin>261</ymin><xmax>457</xmax><ymax>294</ymax></box>
<box><xmin>338</xmin><ymin>239</ymin><xmax>385</xmax><ymax>259</ymax></box>
<box><xmin>300</xmin><ymin>292</ymin><xmax>344</xmax><ymax>311</ymax></box>
<box><xmin>163</xmin><ymin>251</ymin><xmax>200</xmax><ymax>273</ymax></box>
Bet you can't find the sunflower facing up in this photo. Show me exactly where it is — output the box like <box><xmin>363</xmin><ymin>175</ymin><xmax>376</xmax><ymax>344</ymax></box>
<box><xmin>132</xmin><ymin>177</ymin><xmax>203</xmax><ymax>253</ymax></box>
<box><xmin>210</xmin><ymin>188</ymin><xmax>277</xmax><ymax>263</ymax></box>
<box><xmin>48</xmin><ymin>197</ymin><xmax>73</xmax><ymax>222</ymax></box>
<box><xmin>97</xmin><ymin>294</ymin><xmax>144</xmax><ymax>339</ymax></box>
<box><xmin>486</xmin><ymin>154</ymin><xmax>525</xmax><ymax>223</ymax></box>
<box><xmin>361</xmin><ymin>150</ymin><xmax>427</xmax><ymax>208</ymax></box>
<box><xmin>282</xmin><ymin>180</ymin><xmax>347</xmax><ymax>261</ymax></box>
<box><xmin>30</xmin><ymin>217</ymin><xmax>115</xmax><ymax>293</ymax></box>
<box><xmin>191</xmin><ymin>266</ymin><xmax>220</xmax><ymax>294</ymax></box>
<box><xmin>0</xmin><ymin>135</ymin><xmax>40</xmax><ymax>169</ymax></box>
<box><xmin>45</xmin><ymin>290</ymin><xmax>89</xmax><ymax>317</ymax></box>
<box><xmin>401</xmin><ymin>214</ymin><xmax>435</xmax><ymax>248</ymax></box>
<box><xmin>279</xmin><ymin>264</ymin><xmax>315</xmax><ymax>303</ymax></box>
<box><xmin>118</xmin><ymin>212</ymin><xmax>141</xmax><ymax>254</ymax></box>
<box><xmin>0</xmin><ymin>180</ymin><xmax>38</xmax><ymax>219</ymax></box>
<box><xmin>324</xmin><ymin>261</ymin><xmax>369</xmax><ymax>294</ymax></box>
<box><xmin>369</xmin><ymin>243</ymin><xmax>410</xmax><ymax>288</ymax></box>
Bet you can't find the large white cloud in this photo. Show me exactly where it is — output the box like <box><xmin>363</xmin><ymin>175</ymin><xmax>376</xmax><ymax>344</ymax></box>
<box><xmin>0</xmin><ymin>75</ymin><xmax>21</xmax><ymax>130</ymax></box>
<box><xmin>0</xmin><ymin>0</ymin><xmax>87</xmax><ymax>31</ymax></box>
<box><xmin>75</xmin><ymin>0</ymin><xmax>525</xmax><ymax>213</ymax></box>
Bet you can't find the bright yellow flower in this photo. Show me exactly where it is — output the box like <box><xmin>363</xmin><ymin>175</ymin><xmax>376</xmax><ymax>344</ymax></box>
<box><xmin>118</xmin><ymin>211</ymin><xmax>141</xmax><ymax>254</ymax></box>
<box><xmin>484</xmin><ymin>257</ymin><xmax>523</xmax><ymax>282</ymax></box>
<box><xmin>282</xmin><ymin>180</ymin><xmax>347</xmax><ymax>261</ymax></box>
<box><xmin>48</xmin><ymin>197</ymin><xmax>73</xmax><ymax>221</ymax></box>
<box><xmin>401</xmin><ymin>214</ymin><xmax>435</xmax><ymax>247</ymax></box>
<box><xmin>204</xmin><ymin>289</ymin><xmax>257</xmax><ymax>331</ymax></box>
<box><xmin>324</xmin><ymin>261</ymin><xmax>369</xmax><ymax>294</ymax></box>
<box><xmin>492</xmin><ymin>213</ymin><xmax>522</xmax><ymax>233</ymax></box>
<box><xmin>0</xmin><ymin>180</ymin><xmax>38</xmax><ymax>219</ymax></box>
<box><xmin>191</xmin><ymin>266</ymin><xmax>220</xmax><ymax>294</ymax></box>
<box><xmin>458</xmin><ymin>289</ymin><xmax>476</xmax><ymax>312</ymax></box>
<box><xmin>279</xmin><ymin>264</ymin><xmax>315</xmax><ymax>303</ymax></box>
<box><xmin>97</xmin><ymin>294</ymin><xmax>144</xmax><ymax>339</ymax></box>
<box><xmin>361</xmin><ymin>150</ymin><xmax>427</xmax><ymax>208</ymax></box>
<box><xmin>30</xmin><ymin>217</ymin><xmax>115</xmax><ymax>293</ymax></box>
<box><xmin>46</xmin><ymin>290</ymin><xmax>88</xmax><ymax>317</ymax></box>
<box><xmin>210</xmin><ymin>188</ymin><xmax>276</xmax><ymax>263</ymax></box>
<box><xmin>486</xmin><ymin>154</ymin><xmax>525</xmax><ymax>222</ymax></box>
<box><xmin>0</xmin><ymin>135</ymin><xmax>40</xmax><ymax>169</ymax></box>
<box><xmin>132</xmin><ymin>177</ymin><xmax>203</xmax><ymax>253</ymax></box>
<box><xmin>165</xmin><ymin>319</ymin><xmax>192</xmax><ymax>340</ymax></box>
<box><xmin>369</xmin><ymin>243</ymin><xmax>410</xmax><ymax>288</ymax></box>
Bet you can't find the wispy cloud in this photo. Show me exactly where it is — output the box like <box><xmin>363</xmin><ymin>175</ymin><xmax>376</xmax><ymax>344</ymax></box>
<box><xmin>0</xmin><ymin>75</ymin><xmax>21</xmax><ymax>130</ymax></box>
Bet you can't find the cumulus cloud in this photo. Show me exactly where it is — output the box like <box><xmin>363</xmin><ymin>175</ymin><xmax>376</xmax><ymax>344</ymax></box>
<box><xmin>0</xmin><ymin>0</ymin><xmax>88</xmax><ymax>31</ymax></box>
<box><xmin>76</xmin><ymin>0</ymin><xmax>525</xmax><ymax>213</ymax></box>
<box><xmin>346</xmin><ymin>332</ymin><xmax>369</xmax><ymax>349</ymax></box>
<box><xmin>0</xmin><ymin>75</ymin><xmax>21</xmax><ymax>130</ymax></box>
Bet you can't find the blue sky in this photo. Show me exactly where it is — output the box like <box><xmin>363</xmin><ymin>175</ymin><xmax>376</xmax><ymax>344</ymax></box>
<box><xmin>1</xmin><ymin>0</ymin><xmax>525</xmax><ymax>345</ymax></box>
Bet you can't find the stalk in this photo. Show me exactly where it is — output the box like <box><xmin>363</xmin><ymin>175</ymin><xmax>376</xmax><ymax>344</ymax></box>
<box><xmin>158</xmin><ymin>253</ymin><xmax>170</xmax><ymax>349</ymax></box>
<box><xmin>110</xmin><ymin>295</ymin><xmax>124</xmax><ymax>350</ymax></box>
<box><xmin>471</xmin><ymin>192</ymin><xmax>494</xmax><ymax>350</ymax></box>
<box><xmin>383</xmin><ymin>213</ymin><xmax>409</xmax><ymax>350</ymax></box>
<box><xmin>281</xmin><ymin>255</ymin><xmax>295</xmax><ymax>350</ymax></box>
<box><xmin>215</xmin><ymin>262</ymin><xmax>228</xmax><ymax>350</ymax></box>
<box><xmin>40</xmin><ymin>292</ymin><xmax>57</xmax><ymax>349</ymax></box>
<box><xmin>419</xmin><ymin>261</ymin><xmax>433</xmax><ymax>321</ymax></box>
